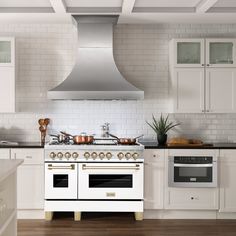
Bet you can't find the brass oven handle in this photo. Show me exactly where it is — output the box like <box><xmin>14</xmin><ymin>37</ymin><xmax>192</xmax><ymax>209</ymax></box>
<box><xmin>82</xmin><ymin>164</ymin><xmax>140</xmax><ymax>170</ymax></box>
<box><xmin>48</xmin><ymin>164</ymin><xmax>75</xmax><ymax>170</ymax></box>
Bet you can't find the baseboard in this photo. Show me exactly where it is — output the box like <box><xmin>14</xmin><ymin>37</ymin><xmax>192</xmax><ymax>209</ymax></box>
<box><xmin>217</xmin><ymin>212</ymin><xmax>236</xmax><ymax>219</ymax></box>
<box><xmin>17</xmin><ymin>210</ymin><xmax>44</xmax><ymax>219</ymax></box>
<box><xmin>144</xmin><ymin>210</ymin><xmax>217</xmax><ymax>219</ymax></box>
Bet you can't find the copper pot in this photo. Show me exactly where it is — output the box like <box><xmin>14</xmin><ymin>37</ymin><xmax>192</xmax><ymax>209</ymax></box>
<box><xmin>61</xmin><ymin>132</ymin><xmax>94</xmax><ymax>144</ymax></box>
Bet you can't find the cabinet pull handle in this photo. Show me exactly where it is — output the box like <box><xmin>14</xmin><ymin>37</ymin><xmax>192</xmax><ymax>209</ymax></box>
<box><xmin>207</xmin><ymin>64</ymin><xmax>210</xmax><ymax>66</ymax></box>
<box><xmin>201</xmin><ymin>64</ymin><xmax>205</xmax><ymax>66</ymax></box>
<box><xmin>25</xmin><ymin>156</ymin><xmax>32</xmax><ymax>159</ymax></box>
<box><xmin>202</xmin><ymin>110</ymin><xmax>205</xmax><ymax>112</ymax></box>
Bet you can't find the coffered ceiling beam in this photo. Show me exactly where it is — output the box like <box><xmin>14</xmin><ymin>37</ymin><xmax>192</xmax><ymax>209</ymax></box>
<box><xmin>196</xmin><ymin>0</ymin><xmax>218</xmax><ymax>13</ymax></box>
<box><xmin>121</xmin><ymin>0</ymin><xmax>136</xmax><ymax>14</ymax></box>
<box><xmin>49</xmin><ymin>0</ymin><xmax>66</xmax><ymax>13</ymax></box>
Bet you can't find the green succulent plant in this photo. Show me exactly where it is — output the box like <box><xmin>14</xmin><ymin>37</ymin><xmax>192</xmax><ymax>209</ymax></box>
<box><xmin>146</xmin><ymin>114</ymin><xmax>180</xmax><ymax>135</ymax></box>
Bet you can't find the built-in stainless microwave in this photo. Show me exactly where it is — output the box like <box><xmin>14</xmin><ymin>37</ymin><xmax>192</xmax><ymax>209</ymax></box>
<box><xmin>168</xmin><ymin>156</ymin><xmax>217</xmax><ymax>188</ymax></box>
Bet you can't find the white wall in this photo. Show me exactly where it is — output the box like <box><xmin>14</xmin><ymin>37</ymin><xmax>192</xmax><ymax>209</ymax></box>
<box><xmin>0</xmin><ymin>23</ymin><xmax>236</xmax><ymax>142</ymax></box>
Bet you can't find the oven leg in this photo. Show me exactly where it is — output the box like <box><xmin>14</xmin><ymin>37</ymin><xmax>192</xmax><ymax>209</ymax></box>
<box><xmin>134</xmin><ymin>212</ymin><xmax>143</xmax><ymax>221</ymax></box>
<box><xmin>45</xmin><ymin>211</ymin><xmax>53</xmax><ymax>221</ymax></box>
<box><xmin>74</xmin><ymin>212</ymin><xmax>81</xmax><ymax>221</ymax></box>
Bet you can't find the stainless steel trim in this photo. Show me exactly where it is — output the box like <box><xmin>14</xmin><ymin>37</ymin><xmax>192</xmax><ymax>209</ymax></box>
<box><xmin>48</xmin><ymin>164</ymin><xmax>75</xmax><ymax>170</ymax></box>
<box><xmin>168</xmin><ymin>156</ymin><xmax>218</xmax><ymax>188</ymax></box>
<box><xmin>82</xmin><ymin>164</ymin><xmax>140</xmax><ymax>170</ymax></box>
<box><xmin>173</xmin><ymin>164</ymin><xmax>213</xmax><ymax>167</ymax></box>
<box><xmin>48</xmin><ymin>15</ymin><xmax>144</xmax><ymax>100</ymax></box>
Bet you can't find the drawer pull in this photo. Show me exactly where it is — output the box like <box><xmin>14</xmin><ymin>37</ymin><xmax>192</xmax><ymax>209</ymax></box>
<box><xmin>106</xmin><ymin>192</ymin><xmax>116</xmax><ymax>197</ymax></box>
<box><xmin>25</xmin><ymin>156</ymin><xmax>33</xmax><ymax>159</ymax></box>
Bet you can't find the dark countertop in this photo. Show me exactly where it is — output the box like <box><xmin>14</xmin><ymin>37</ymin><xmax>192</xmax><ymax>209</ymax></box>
<box><xmin>0</xmin><ymin>142</ymin><xmax>44</xmax><ymax>149</ymax></box>
<box><xmin>140</xmin><ymin>141</ymin><xmax>236</xmax><ymax>149</ymax></box>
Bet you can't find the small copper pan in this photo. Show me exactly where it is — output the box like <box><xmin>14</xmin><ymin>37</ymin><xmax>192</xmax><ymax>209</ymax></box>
<box><xmin>109</xmin><ymin>133</ymin><xmax>143</xmax><ymax>145</ymax></box>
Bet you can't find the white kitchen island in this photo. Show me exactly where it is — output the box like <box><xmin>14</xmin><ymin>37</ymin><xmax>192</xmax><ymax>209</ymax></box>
<box><xmin>0</xmin><ymin>159</ymin><xmax>23</xmax><ymax>236</ymax></box>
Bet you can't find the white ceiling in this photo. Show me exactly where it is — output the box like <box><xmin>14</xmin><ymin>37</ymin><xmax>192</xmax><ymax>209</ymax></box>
<box><xmin>0</xmin><ymin>0</ymin><xmax>236</xmax><ymax>24</ymax></box>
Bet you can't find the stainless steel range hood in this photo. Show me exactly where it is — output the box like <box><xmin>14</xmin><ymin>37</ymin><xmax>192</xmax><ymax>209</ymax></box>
<box><xmin>48</xmin><ymin>15</ymin><xmax>144</xmax><ymax>100</ymax></box>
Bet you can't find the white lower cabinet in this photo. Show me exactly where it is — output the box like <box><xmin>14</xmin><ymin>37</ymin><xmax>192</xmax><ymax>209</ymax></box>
<box><xmin>11</xmin><ymin>149</ymin><xmax>44</xmax><ymax>211</ymax></box>
<box><xmin>219</xmin><ymin>150</ymin><xmax>236</xmax><ymax>212</ymax></box>
<box><xmin>144</xmin><ymin>149</ymin><xmax>164</xmax><ymax>209</ymax></box>
<box><xmin>0</xmin><ymin>149</ymin><xmax>10</xmax><ymax>159</ymax></box>
<box><xmin>165</xmin><ymin>188</ymin><xmax>219</xmax><ymax>210</ymax></box>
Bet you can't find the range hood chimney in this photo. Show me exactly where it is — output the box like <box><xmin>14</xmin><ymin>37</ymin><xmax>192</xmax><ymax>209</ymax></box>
<box><xmin>48</xmin><ymin>15</ymin><xmax>144</xmax><ymax>100</ymax></box>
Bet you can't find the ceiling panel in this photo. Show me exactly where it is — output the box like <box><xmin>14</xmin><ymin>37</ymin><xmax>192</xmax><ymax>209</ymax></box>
<box><xmin>0</xmin><ymin>0</ymin><xmax>52</xmax><ymax>7</ymax></box>
<box><xmin>213</xmin><ymin>0</ymin><xmax>236</xmax><ymax>7</ymax></box>
<box><xmin>65</xmin><ymin>0</ymin><xmax>122</xmax><ymax>8</ymax></box>
<box><xmin>134</xmin><ymin>0</ymin><xmax>201</xmax><ymax>8</ymax></box>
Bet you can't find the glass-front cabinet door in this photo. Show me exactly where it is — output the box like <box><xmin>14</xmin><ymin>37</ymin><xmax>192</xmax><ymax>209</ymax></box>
<box><xmin>174</xmin><ymin>39</ymin><xmax>205</xmax><ymax>67</ymax></box>
<box><xmin>206</xmin><ymin>39</ymin><xmax>236</xmax><ymax>67</ymax></box>
<box><xmin>0</xmin><ymin>37</ymin><xmax>15</xmax><ymax>66</ymax></box>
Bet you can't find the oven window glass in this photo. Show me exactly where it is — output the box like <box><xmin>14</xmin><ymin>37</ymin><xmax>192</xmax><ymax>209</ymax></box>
<box><xmin>89</xmin><ymin>174</ymin><xmax>133</xmax><ymax>188</ymax></box>
<box><xmin>53</xmin><ymin>174</ymin><xmax>68</xmax><ymax>188</ymax></box>
<box><xmin>174</xmin><ymin>167</ymin><xmax>212</xmax><ymax>182</ymax></box>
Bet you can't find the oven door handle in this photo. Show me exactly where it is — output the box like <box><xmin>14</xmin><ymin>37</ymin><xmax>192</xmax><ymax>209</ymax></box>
<box><xmin>82</xmin><ymin>164</ymin><xmax>140</xmax><ymax>170</ymax></box>
<box><xmin>48</xmin><ymin>164</ymin><xmax>75</xmax><ymax>170</ymax></box>
<box><xmin>173</xmin><ymin>164</ymin><xmax>213</xmax><ymax>167</ymax></box>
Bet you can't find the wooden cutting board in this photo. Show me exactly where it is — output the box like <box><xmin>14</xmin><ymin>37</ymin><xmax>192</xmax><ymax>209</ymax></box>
<box><xmin>167</xmin><ymin>143</ymin><xmax>204</xmax><ymax>147</ymax></box>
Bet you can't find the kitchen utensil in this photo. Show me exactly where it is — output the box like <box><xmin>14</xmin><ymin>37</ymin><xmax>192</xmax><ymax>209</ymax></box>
<box><xmin>109</xmin><ymin>133</ymin><xmax>144</xmax><ymax>145</ymax></box>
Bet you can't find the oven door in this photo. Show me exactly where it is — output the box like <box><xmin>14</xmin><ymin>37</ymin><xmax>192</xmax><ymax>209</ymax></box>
<box><xmin>78</xmin><ymin>163</ymin><xmax>143</xmax><ymax>200</ymax></box>
<box><xmin>169</xmin><ymin>159</ymin><xmax>217</xmax><ymax>187</ymax></box>
<box><xmin>45</xmin><ymin>163</ymin><xmax>78</xmax><ymax>199</ymax></box>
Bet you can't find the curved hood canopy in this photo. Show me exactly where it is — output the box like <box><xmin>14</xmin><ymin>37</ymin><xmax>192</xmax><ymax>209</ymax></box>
<box><xmin>48</xmin><ymin>15</ymin><xmax>144</xmax><ymax>100</ymax></box>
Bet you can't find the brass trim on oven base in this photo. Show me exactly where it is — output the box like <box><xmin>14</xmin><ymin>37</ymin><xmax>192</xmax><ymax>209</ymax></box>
<box><xmin>74</xmin><ymin>212</ymin><xmax>81</xmax><ymax>221</ymax></box>
<box><xmin>134</xmin><ymin>212</ymin><xmax>143</xmax><ymax>221</ymax></box>
<box><xmin>45</xmin><ymin>211</ymin><xmax>54</xmax><ymax>221</ymax></box>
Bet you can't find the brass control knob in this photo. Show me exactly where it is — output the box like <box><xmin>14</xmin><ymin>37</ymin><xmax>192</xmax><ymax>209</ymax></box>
<box><xmin>125</xmin><ymin>152</ymin><xmax>131</xmax><ymax>160</ymax></box>
<box><xmin>117</xmin><ymin>152</ymin><xmax>124</xmax><ymax>160</ymax></box>
<box><xmin>132</xmin><ymin>152</ymin><xmax>139</xmax><ymax>160</ymax></box>
<box><xmin>84</xmin><ymin>152</ymin><xmax>90</xmax><ymax>159</ymax></box>
<box><xmin>65</xmin><ymin>152</ymin><xmax>71</xmax><ymax>160</ymax></box>
<box><xmin>57</xmin><ymin>152</ymin><xmax>63</xmax><ymax>159</ymax></box>
<box><xmin>99</xmin><ymin>152</ymin><xmax>105</xmax><ymax>160</ymax></box>
<box><xmin>72</xmin><ymin>152</ymin><xmax>78</xmax><ymax>159</ymax></box>
<box><xmin>106</xmin><ymin>152</ymin><xmax>112</xmax><ymax>160</ymax></box>
<box><xmin>91</xmin><ymin>152</ymin><xmax>98</xmax><ymax>160</ymax></box>
<box><xmin>50</xmin><ymin>152</ymin><xmax>56</xmax><ymax>159</ymax></box>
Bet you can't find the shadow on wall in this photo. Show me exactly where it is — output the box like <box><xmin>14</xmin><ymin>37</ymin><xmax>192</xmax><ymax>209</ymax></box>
<box><xmin>0</xmin><ymin>126</ymin><xmax>27</xmax><ymax>142</ymax></box>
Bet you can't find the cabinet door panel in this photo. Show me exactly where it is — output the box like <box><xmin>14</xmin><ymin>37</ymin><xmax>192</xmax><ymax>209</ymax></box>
<box><xmin>0</xmin><ymin>37</ymin><xmax>15</xmax><ymax>67</ymax></box>
<box><xmin>173</xmin><ymin>39</ymin><xmax>204</xmax><ymax>67</ymax></box>
<box><xmin>0</xmin><ymin>149</ymin><xmax>10</xmax><ymax>159</ymax></box>
<box><xmin>0</xmin><ymin>67</ymin><xmax>15</xmax><ymax>113</ymax></box>
<box><xmin>144</xmin><ymin>150</ymin><xmax>164</xmax><ymax>210</ymax></box>
<box><xmin>173</xmin><ymin>68</ymin><xmax>205</xmax><ymax>113</ymax></box>
<box><xmin>17</xmin><ymin>165</ymin><xmax>44</xmax><ymax>209</ymax></box>
<box><xmin>206</xmin><ymin>39</ymin><xmax>236</xmax><ymax>67</ymax></box>
<box><xmin>220</xmin><ymin>150</ymin><xmax>236</xmax><ymax>212</ymax></box>
<box><xmin>206</xmin><ymin>68</ymin><xmax>236</xmax><ymax>113</ymax></box>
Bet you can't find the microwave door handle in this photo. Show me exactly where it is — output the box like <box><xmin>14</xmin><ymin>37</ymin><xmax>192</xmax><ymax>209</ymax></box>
<box><xmin>173</xmin><ymin>164</ymin><xmax>213</xmax><ymax>167</ymax></box>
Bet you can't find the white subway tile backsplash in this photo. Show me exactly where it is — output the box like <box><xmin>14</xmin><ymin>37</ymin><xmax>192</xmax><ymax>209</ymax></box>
<box><xmin>0</xmin><ymin>23</ymin><xmax>236</xmax><ymax>142</ymax></box>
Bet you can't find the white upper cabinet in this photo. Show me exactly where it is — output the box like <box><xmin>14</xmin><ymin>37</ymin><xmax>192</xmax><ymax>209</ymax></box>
<box><xmin>0</xmin><ymin>37</ymin><xmax>15</xmax><ymax>67</ymax></box>
<box><xmin>170</xmin><ymin>38</ymin><xmax>236</xmax><ymax>113</ymax></box>
<box><xmin>0</xmin><ymin>37</ymin><xmax>15</xmax><ymax>113</ymax></box>
<box><xmin>206</xmin><ymin>39</ymin><xmax>236</xmax><ymax>68</ymax></box>
<box><xmin>173</xmin><ymin>39</ymin><xmax>205</xmax><ymax>68</ymax></box>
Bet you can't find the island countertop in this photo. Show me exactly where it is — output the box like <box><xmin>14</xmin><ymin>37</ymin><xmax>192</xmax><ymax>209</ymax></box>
<box><xmin>0</xmin><ymin>159</ymin><xmax>23</xmax><ymax>183</ymax></box>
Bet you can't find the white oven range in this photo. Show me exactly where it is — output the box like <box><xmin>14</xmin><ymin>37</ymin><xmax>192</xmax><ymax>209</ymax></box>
<box><xmin>44</xmin><ymin>143</ymin><xmax>144</xmax><ymax>221</ymax></box>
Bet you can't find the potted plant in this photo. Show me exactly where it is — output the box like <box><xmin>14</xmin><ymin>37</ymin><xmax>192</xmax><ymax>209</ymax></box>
<box><xmin>146</xmin><ymin>114</ymin><xmax>180</xmax><ymax>145</ymax></box>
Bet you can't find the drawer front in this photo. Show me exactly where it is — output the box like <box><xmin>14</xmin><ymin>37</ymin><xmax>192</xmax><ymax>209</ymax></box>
<box><xmin>144</xmin><ymin>149</ymin><xmax>165</xmax><ymax>163</ymax></box>
<box><xmin>165</xmin><ymin>188</ymin><xmax>219</xmax><ymax>210</ymax></box>
<box><xmin>11</xmin><ymin>149</ymin><xmax>44</xmax><ymax>165</ymax></box>
<box><xmin>220</xmin><ymin>150</ymin><xmax>236</xmax><ymax>162</ymax></box>
<box><xmin>0</xmin><ymin>149</ymin><xmax>10</xmax><ymax>159</ymax></box>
